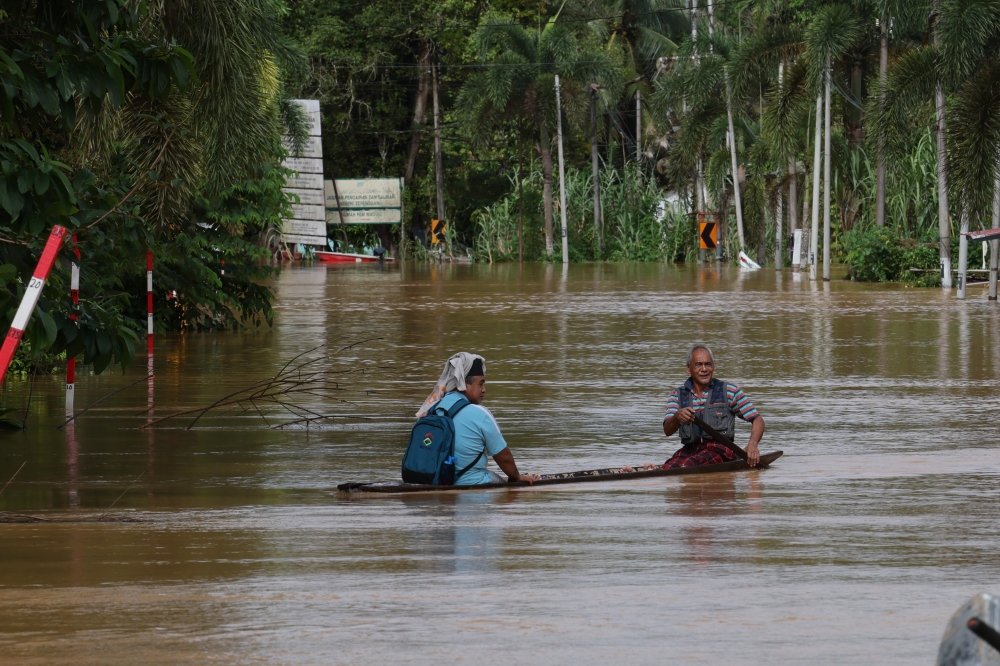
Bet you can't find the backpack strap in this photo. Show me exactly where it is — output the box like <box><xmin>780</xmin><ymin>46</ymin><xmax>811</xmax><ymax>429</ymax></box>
<box><xmin>455</xmin><ymin>447</ymin><xmax>487</xmax><ymax>481</ymax></box>
<box><xmin>710</xmin><ymin>379</ymin><xmax>728</xmax><ymax>405</ymax></box>
<box><xmin>445</xmin><ymin>396</ymin><xmax>471</xmax><ymax>418</ymax></box>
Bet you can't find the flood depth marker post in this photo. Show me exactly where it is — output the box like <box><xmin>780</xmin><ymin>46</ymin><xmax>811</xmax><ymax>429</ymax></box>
<box><xmin>0</xmin><ymin>226</ymin><xmax>69</xmax><ymax>384</ymax></box>
<box><xmin>146</xmin><ymin>250</ymin><xmax>154</xmax><ymax>414</ymax></box>
<box><xmin>66</xmin><ymin>236</ymin><xmax>80</xmax><ymax>413</ymax></box>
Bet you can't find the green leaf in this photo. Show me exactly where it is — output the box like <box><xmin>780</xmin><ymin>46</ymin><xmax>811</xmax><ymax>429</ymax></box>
<box><xmin>0</xmin><ymin>264</ymin><xmax>16</xmax><ymax>284</ymax></box>
<box><xmin>34</xmin><ymin>306</ymin><xmax>58</xmax><ymax>346</ymax></box>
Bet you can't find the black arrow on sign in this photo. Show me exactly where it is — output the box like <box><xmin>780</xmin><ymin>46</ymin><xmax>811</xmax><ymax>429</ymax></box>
<box><xmin>700</xmin><ymin>222</ymin><xmax>716</xmax><ymax>249</ymax></box>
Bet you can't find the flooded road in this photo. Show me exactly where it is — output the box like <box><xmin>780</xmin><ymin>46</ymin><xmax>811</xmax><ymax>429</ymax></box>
<box><xmin>2</xmin><ymin>262</ymin><xmax>1000</xmax><ymax>664</ymax></box>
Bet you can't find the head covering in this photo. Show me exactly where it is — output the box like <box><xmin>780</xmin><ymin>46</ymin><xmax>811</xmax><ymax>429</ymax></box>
<box><xmin>466</xmin><ymin>357</ymin><xmax>484</xmax><ymax>379</ymax></box>
<box><xmin>416</xmin><ymin>352</ymin><xmax>486</xmax><ymax>417</ymax></box>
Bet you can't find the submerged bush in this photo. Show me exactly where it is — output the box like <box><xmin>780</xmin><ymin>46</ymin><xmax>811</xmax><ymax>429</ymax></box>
<box><xmin>842</xmin><ymin>226</ymin><xmax>941</xmax><ymax>284</ymax></box>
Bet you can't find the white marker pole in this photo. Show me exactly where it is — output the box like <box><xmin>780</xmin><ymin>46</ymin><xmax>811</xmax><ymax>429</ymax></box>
<box><xmin>554</xmin><ymin>75</ymin><xmax>570</xmax><ymax>265</ymax></box>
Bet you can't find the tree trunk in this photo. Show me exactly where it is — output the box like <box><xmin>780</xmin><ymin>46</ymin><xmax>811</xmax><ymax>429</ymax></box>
<box><xmin>776</xmin><ymin>61</ymin><xmax>784</xmax><ymax>270</ymax></box>
<box><xmin>518</xmin><ymin>140</ymin><xmax>524</xmax><ymax>263</ymax></box>
<box><xmin>400</xmin><ymin>42</ymin><xmax>431</xmax><ymax>258</ymax></box>
<box><xmin>554</xmin><ymin>75</ymin><xmax>569</xmax><ymax>265</ymax></box>
<box><xmin>823</xmin><ymin>55</ymin><xmax>832</xmax><ymax>282</ymax></box>
<box><xmin>933</xmin><ymin>0</ymin><xmax>952</xmax><ymax>288</ymax></box>
<box><xmin>875</xmin><ymin>21</ymin><xmax>888</xmax><ymax>226</ymax></box>
<box><xmin>800</xmin><ymin>168</ymin><xmax>810</xmax><ymax>272</ymax></box>
<box><xmin>788</xmin><ymin>157</ymin><xmax>798</xmax><ymax>235</ymax></box>
<box><xmin>432</xmin><ymin>64</ymin><xmax>445</xmax><ymax>227</ymax></box>
<box><xmin>591</xmin><ymin>89</ymin><xmax>602</xmax><ymax>254</ymax></box>
<box><xmin>539</xmin><ymin>123</ymin><xmax>555</xmax><ymax>257</ymax></box>
<box><xmin>810</xmin><ymin>91</ymin><xmax>822</xmax><ymax>280</ymax></box>
<box><xmin>725</xmin><ymin>74</ymin><xmax>745</xmax><ymax>250</ymax></box>
<box><xmin>635</xmin><ymin>90</ymin><xmax>641</xmax><ymax>162</ymax></box>
<box><xmin>991</xmin><ymin>159</ymin><xmax>1000</xmax><ymax>300</ymax></box>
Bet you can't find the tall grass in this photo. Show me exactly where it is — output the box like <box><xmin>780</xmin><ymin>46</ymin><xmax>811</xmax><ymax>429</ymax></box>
<box><xmin>474</xmin><ymin>160</ymin><xmax>696</xmax><ymax>263</ymax></box>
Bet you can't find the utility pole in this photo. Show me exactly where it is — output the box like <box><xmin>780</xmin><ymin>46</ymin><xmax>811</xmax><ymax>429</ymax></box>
<box><xmin>776</xmin><ymin>61</ymin><xmax>784</xmax><ymax>271</ymax></box>
<box><xmin>555</xmin><ymin>75</ymin><xmax>570</xmax><ymax>265</ymax></box>
<box><xmin>810</xmin><ymin>88</ymin><xmax>822</xmax><ymax>281</ymax></box>
<box><xmin>432</xmin><ymin>63</ymin><xmax>445</xmax><ymax>230</ymax></box>
<box><xmin>823</xmin><ymin>54</ymin><xmax>832</xmax><ymax>282</ymax></box>
<box><xmin>591</xmin><ymin>86</ymin><xmax>602</xmax><ymax>254</ymax></box>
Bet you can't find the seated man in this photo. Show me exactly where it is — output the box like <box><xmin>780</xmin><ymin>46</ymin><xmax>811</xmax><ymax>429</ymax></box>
<box><xmin>417</xmin><ymin>353</ymin><xmax>539</xmax><ymax>485</ymax></box>
<box><xmin>640</xmin><ymin>345</ymin><xmax>764</xmax><ymax>470</ymax></box>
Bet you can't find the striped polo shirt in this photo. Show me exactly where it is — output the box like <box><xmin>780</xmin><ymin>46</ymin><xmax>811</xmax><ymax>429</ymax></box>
<box><xmin>663</xmin><ymin>379</ymin><xmax>760</xmax><ymax>423</ymax></box>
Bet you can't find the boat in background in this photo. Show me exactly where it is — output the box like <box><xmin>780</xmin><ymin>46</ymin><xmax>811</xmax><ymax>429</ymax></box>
<box><xmin>315</xmin><ymin>251</ymin><xmax>394</xmax><ymax>264</ymax></box>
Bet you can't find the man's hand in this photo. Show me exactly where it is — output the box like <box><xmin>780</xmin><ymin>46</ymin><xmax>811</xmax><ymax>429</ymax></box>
<box><xmin>514</xmin><ymin>473</ymin><xmax>541</xmax><ymax>484</ymax></box>
<box><xmin>746</xmin><ymin>441</ymin><xmax>760</xmax><ymax>467</ymax></box>
<box><xmin>675</xmin><ymin>407</ymin><xmax>697</xmax><ymax>424</ymax></box>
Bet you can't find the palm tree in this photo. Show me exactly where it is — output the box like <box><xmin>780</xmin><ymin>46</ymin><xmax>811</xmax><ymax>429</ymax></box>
<box><xmin>459</xmin><ymin>10</ymin><xmax>619</xmax><ymax>257</ymax></box>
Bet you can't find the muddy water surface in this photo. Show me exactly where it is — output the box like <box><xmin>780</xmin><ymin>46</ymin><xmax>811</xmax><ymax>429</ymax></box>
<box><xmin>2</xmin><ymin>263</ymin><xmax>1000</xmax><ymax>664</ymax></box>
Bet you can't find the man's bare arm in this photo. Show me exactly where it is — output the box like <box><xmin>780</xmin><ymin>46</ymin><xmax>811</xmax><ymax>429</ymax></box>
<box><xmin>492</xmin><ymin>447</ymin><xmax>539</xmax><ymax>483</ymax></box>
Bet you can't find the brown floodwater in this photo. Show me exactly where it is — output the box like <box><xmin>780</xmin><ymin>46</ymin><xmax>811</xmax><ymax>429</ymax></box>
<box><xmin>2</xmin><ymin>262</ymin><xmax>1000</xmax><ymax>664</ymax></box>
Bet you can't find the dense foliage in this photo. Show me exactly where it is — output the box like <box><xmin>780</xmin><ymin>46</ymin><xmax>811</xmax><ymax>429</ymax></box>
<box><xmin>0</xmin><ymin>0</ymin><xmax>302</xmax><ymax>374</ymax></box>
<box><xmin>289</xmin><ymin>0</ymin><xmax>1000</xmax><ymax>280</ymax></box>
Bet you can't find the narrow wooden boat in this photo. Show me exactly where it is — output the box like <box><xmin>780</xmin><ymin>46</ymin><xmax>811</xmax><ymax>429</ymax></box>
<box><xmin>337</xmin><ymin>450</ymin><xmax>782</xmax><ymax>495</ymax></box>
<box><xmin>315</xmin><ymin>251</ymin><xmax>394</xmax><ymax>264</ymax></box>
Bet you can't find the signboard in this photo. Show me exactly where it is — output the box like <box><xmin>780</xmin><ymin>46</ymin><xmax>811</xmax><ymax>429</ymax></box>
<box><xmin>282</xmin><ymin>156</ymin><xmax>323</xmax><ymax>174</ymax></box>
<box><xmin>280</xmin><ymin>99</ymin><xmax>325</xmax><ymax>247</ymax></box>
<box><xmin>791</xmin><ymin>229</ymin><xmax>803</xmax><ymax>266</ymax></box>
<box><xmin>283</xmin><ymin>219</ymin><xmax>326</xmax><ymax>236</ymax></box>
<box><xmin>324</xmin><ymin>179</ymin><xmax>402</xmax><ymax>209</ymax></box>
<box><xmin>699</xmin><ymin>220</ymin><xmax>717</xmax><ymax>250</ymax></box>
<box><xmin>285</xmin><ymin>173</ymin><xmax>323</xmax><ymax>190</ymax></box>
<box><xmin>282</xmin><ymin>233</ymin><xmax>327</xmax><ymax>246</ymax></box>
<box><xmin>284</xmin><ymin>188</ymin><xmax>324</xmax><ymax>206</ymax></box>
<box><xmin>290</xmin><ymin>203</ymin><xmax>325</xmax><ymax>221</ymax></box>
<box><xmin>323</xmin><ymin>178</ymin><xmax>403</xmax><ymax>226</ymax></box>
<box><xmin>282</xmin><ymin>136</ymin><xmax>323</xmax><ymax>159</ymax></box>
<box><xmin>326</xmin><ymin>208</ymin><xmax>402</xmax><ymax>225</ymax></box>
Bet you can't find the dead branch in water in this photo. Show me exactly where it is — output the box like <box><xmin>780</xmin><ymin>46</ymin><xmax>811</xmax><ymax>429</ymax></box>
<box><xmin>141</xmin><ymin>339</ymin><xmax>385</xmax><ymax>430</ymax></box>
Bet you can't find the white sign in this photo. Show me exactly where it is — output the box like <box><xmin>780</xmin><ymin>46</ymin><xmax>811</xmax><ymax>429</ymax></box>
<box><xmin>283</xmin><ymin>136</ymin><xmax>323</xmax><ymax>159</ymax></box>
<box><xmin>283</xmin><ymin>233</ymin><xmax>327</xmax><ymax>246</ymax></box>
<box><xmin>290</xmin><ymin>203</ymin><xmax>325</xmax><ymax>221</ymax></box>
<box><xmin>324</xmin><ymin>179</ymin><xmax>402</xmax><ymax>209</ymax></box>
<box><xmin>283</xmin><ymin>219</ymin><xmax>326</xmax><ymax>236</ymax></box>
<box><xmin>791</xmin><ymin>229</ymin><xmax>802</xmax><ymax>266</ymax></box>
<box><xmin>283</xmin><ymin>157</ymin><xmax>323</xmax><ymax>174</ymax></box>
<box><xmin>280</xmin><ymin>100</ymin><xmax>325</xmax><ymax>248</ymax></box>
<box><xmin>326</xmin><ymin>208</ymin><xmax>402</xmax><ymax>225</ymax></box>
<box><xmin>284</xmin><ymin>188</ymin><xmax>324</xmax><ymax>206</ymax></box>
<box><xmin>285</xmin><ymin>172</ymin><xmax>323</xmax><ymax>190</ymax></box>
<box><xmin>291</xmin><ymin>99</ymin><xmax>322</xmax><ymax>136</ymax></box>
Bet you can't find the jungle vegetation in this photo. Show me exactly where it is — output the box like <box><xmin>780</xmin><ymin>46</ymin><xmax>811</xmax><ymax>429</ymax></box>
<box><xmin>5</xmin><ymin>0</ymin><xmax>1000</xmax><ymax>378</ymax></box>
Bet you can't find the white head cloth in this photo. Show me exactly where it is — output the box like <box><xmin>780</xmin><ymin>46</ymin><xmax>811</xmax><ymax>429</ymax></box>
<box><xmin>416</xmin><ymin>352</ymin><xmax>486</xmax><ymax>417</ymax></box>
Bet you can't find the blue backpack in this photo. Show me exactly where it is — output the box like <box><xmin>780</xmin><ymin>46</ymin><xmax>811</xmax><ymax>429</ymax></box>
<box><xmin>402</xmin><ymin>396</ymin><xmax>483</xmax><ymax>485</ymax></box>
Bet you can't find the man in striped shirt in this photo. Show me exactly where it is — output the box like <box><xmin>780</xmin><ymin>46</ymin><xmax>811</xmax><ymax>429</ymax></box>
<box><xmin>643</xmin><ymin>345</ymin><xmax>765</xmax><ymax>469</ymax></box>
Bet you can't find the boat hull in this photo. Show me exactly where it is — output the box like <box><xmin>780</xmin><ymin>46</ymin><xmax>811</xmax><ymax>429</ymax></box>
<box><xmin>338</xmin><ymin>450</ymin><xmax>783</xmax><ymax>495</ymax></box>
<box><xmin>315</xmin><ymin>251</ymin><xmax>394</xmax><ymax>263</ymax></box>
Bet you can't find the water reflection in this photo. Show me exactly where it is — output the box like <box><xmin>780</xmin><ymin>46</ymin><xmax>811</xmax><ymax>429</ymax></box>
<box><xmin>1</xmin><ymin>262</ymin><xmax>999</xmax><ymax>664</ymax></box>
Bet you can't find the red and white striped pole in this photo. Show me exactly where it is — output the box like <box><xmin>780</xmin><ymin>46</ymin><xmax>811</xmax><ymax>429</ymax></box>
<box><xmin>147</xmin><ymin>250</ymin><xmax>154</xmax><ymax>416</ymax></box>
<box><xmin>65</xmin><ymin>235</ymin><xmax>80</xmax><ymax>412</ymax></box>
<box><xmin>0</xmin><ymin>225</ymin><xmax>69</xmax><ymax>385</ymax></box>
<box><xmin>146</xmin><ymin>250</ymin><xmax>153</xmax><ymax>353</ymax></box>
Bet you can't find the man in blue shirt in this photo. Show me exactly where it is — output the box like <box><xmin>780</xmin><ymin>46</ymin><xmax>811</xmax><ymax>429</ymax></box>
<box><xmin>431</xmin><ymin>358</ymin><xmax>539</xmax><ymax>485</ymax></box>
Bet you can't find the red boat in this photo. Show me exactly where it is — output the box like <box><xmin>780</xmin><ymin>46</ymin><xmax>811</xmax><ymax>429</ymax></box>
<box><xmin>314</xmin><ymin>251</ymin><xmax>394</xmax><ymax>264</ymax></box>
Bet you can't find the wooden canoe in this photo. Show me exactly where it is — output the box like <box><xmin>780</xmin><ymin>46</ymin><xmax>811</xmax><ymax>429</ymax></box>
<box><xmin>337</xmin><ymin>450</ymin><xmax>782</xmax><ymax>495</ymax></box>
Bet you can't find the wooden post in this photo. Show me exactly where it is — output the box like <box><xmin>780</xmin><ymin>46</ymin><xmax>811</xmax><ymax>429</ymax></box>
<box><xmin>554</xmin><ymin>75</ymin><xmax>570</xmax><ymax>265</ymax></box>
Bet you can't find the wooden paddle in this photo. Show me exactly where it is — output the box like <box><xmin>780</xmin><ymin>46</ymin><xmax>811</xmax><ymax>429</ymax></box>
<box><xmin>692</xmin><ymin>415</ymin><xmax>767</xmax><ymax>468</ymax></box>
